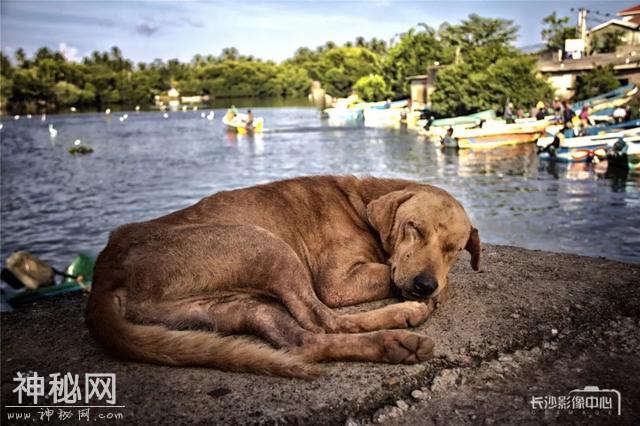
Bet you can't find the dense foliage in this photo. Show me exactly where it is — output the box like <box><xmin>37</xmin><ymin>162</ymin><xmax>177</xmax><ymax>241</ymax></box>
<box><xmin>591</xmin><ymin>30</ymin><xmax>625</xmax><ymax>54</ymax></box>
<box><xmin>353</xmin><ymin>74</ymin><xmax>390</xmax><ymax>101</ymax></box>
<box><xmin>541</xmin><ymin>12</ymin><xmax>578</xmax><ymax>54</ymax></box>
<box><xmin>0</xmin><ymin>14</ymin><xmax>560</xmax><ymax>116</ymax></box>
<box><xmin>574</xmin><ymin>65</ymin><xmax>621</xmax><ymax>100</ymax></box>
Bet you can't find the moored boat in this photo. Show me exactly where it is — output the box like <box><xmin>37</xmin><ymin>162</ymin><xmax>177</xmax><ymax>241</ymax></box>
<box><xmin>571</xmin><ymin>83</ymin><xmax>638</xmax><ymax>115</ymax></box>
<box><xmin>324</xmin><ymin>107</ymin><xmax>364</xmax><ymax>122</ymax></box>
<box><xmin>417</xmin><ymin>110</ymin><xmax>497</xmax><ymax>140</ymax></box>
<box><xmin>627</xmin><ymin>138</ymin><xmax>640</xmax><ymax>171</ymax></box>
<box><xmin>428</xmin><ymin>109</ymin><xmax>496</xmax><ymax>128</ymax></box>
<box><xmin>538</xmin><ymin>127</ymin><xmax>640</xmax><ymax>163</ymax></box>
<box><xmin>3</xmin><ymin>253</ymin><xmax>94</xmax><ymax>308</ymax></box>
<box><xmin>453</xmin><ymin>119</ymin><xmax>549</xmax><ymax>149</ymax></box>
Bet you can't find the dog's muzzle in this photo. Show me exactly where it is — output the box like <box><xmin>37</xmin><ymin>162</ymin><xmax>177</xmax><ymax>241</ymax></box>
<box><xmin>412</xmin><ymin>274</ymin><xmax>438</xmax><ymax>297</ymax></box>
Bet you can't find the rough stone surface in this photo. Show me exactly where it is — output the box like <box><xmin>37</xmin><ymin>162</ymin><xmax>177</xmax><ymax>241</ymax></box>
<box><xmin>2</xmin><ymin>245</ymin><xmax>639</xmax><ymax>425</ymax></box>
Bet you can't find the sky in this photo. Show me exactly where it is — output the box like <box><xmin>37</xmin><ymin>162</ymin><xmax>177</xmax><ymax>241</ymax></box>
<box><xmin>1</xmin><ymin>0</ymin><xmax>637</xmax><ymax>64</ymax></box>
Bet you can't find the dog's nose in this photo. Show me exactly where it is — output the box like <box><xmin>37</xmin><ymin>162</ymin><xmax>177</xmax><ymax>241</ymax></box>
<box><xmin>413</xmin><ymin>274</ymin><xmax>438</xmax><ymax>297</ymax></box>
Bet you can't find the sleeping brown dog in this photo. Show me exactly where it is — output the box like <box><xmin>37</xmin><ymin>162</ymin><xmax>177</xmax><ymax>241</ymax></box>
<box><xmin>86</xmin><ymin>175</ymin><xmax>481</xmax><ymax>378</ymax></box>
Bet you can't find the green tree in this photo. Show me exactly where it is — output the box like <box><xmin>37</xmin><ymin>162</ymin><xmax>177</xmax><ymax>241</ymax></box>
<box><xmin>53</xmin><ymin>81</ymin><xmax>82</xmax><ymax>106</ymax></box>
<box><xmin>353</xmin><ymin>74</ymin><xmax>390</xmax><ymax>101</ymax></box>
<box><xmin>438</xmin><ymin>14</ymin><xmax>518</xmax><ymax>58</ymax></box>
<box><xmin>591</xmin><ymin>30</ymin><xmax>624</xmax><ymax>54</ymax></box>
<box><xmin>431</xmin><ymin>47</ymin><xmax>552</xmax><ymax>116</ymax></box>
<box><xmin>541</xmin><ymin>12</ymin><xmax>577</xmax><ymax>53</ymax></box>
<box><xmin>383</xmin><ymin>26</ymin><xmax>445</xmax><ymax>95</ymax></box>
<box><xmin>0</xmin><ymin>52</ymin><xmax>14</xmax><ymax>108</ymax></box>
<box><xmin>458</xmin><ymin>14</ymin><xmax>518</xmax><ymax>49</ymax></box>
<box><xmin>574</xmin><ymin>65</ymin><xmax>620</xmax><ymax>100</ymax></box>
<box><xmin>274</xmin><ymin>64</ymin><xmax>310</xmax><ymax>97</ymax></box>
<box><xmin>305</xmin><ymin>47</ymin><xmax>382</xmax><ymax>97</ymax></box>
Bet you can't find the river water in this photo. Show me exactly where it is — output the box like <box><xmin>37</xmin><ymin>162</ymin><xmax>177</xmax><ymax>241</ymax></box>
<box><xmin>1</xmin><ymin>107</ymin><xmax>639</xmax><ymax>269</ymax></box>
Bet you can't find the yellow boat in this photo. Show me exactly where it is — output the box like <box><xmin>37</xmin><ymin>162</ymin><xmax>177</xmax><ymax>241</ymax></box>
<box><xmin>454</xmin><ymin>120</ymin><xmax>549</xmax><ymax>149</ymax></box>
<box><xmin>222</xmin><ymin>111</ymin><xmax>264</xmax><ymax>134</ymax></box>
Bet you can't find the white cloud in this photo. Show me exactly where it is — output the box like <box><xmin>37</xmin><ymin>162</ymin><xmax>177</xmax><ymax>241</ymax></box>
<box><xmin>59</xmin><ymin>42</ymin><xmax>81</xmax><ymax>62</ymax></box>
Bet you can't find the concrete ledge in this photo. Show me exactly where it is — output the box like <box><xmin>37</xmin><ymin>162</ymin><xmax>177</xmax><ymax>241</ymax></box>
<box><xmin>2</xmin><ymin>245</ymin><xmax>639</xmax><ymax>425</ymax></box>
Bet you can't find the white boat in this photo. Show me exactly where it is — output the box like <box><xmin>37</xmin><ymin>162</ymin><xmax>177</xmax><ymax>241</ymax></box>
<box><xmin>452</xmin><ymin>120</ymin><xmax>549</xmax><ymax>149</ymax></box>
<box><xmin>362</xmin><ymin>100</ymin><xmax>425</xmax><ymax>128</ymax></box>
<box><xmin>324</xmin><ymin>107</ymin><xmax>364</xmax><ymax>122</ymax></box>
<box><xmin>538</xmin><ymin>127</ymin><xmax>640</xmax><ymax>162</ymax></box>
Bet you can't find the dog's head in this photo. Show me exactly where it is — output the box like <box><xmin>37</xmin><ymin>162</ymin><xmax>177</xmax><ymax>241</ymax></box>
<box><xmin>366</xmin><ymin>187</ymin><xmax>481</xmax><ymax>300</ymax></box>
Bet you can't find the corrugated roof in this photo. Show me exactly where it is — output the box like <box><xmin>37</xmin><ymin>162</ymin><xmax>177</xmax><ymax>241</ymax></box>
<box><xmin>590</xmin><ymin>19</ymin><xmax>640</xmax><ymax>33</ymax></box>
<box><xmin>618</xmin><ymin>4</ymin><xmax>640</xmax><ymax>16</ymax></box>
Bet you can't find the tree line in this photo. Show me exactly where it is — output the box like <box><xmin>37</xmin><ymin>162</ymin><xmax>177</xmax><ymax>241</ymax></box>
<box><xmin>0</xmin><ymin>13</ymin><xmax>622</xmax><ymax>117</ymax></box>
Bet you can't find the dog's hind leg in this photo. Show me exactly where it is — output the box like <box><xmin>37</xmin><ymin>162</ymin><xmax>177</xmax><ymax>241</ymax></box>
<box><xmin>114</xmin><ymin>223</ymin><xmax>368</xmax><ymax>336</ymax></box>
<box><xmin>130</xmin><ymin>294</ymin><xmax>436</xmax><ymax>365</ymax></box>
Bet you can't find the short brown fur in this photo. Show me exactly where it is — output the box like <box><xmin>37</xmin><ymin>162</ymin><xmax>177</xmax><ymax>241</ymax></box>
<box><xmin>86</xmin><ymin>176</ymin><xmax>481</xmax><ymax>378</ymax></box>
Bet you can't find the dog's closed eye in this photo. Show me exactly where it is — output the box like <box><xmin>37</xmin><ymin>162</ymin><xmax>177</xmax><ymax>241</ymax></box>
<box><xmin>405</xmin><ymin>221</ymin><xmax>424</xmax><ymax>240</ymax></box>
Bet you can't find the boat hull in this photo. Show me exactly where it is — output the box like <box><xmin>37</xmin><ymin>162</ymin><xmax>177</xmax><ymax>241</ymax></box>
<box><xmin>457</xmin><ymin>131</ymin><xmax>544</xmax><ymax>149</ymax></box>
<box><xmin>323</xmin><ymin>108</ymin><xmax>364</xmax><ymax>122</ymax></box>
<box><xmin>539</xmin><ymin>130</ymin><xmax>640</xmax><ymax>163</ymax></box>
<box><xmin>455</xmin><ymin>120</ymin><xmax>549</xmax><ymax>149</ymax></box>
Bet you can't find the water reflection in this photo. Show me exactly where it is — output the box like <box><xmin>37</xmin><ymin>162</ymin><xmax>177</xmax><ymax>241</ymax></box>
<box><xmin>438</xmin><ymin>144</ymin><xmax>539</xmax><ymax>178</ymax></box>
<box><xmin>1</xmin><ymin>108</ymin><xmax>639</xmax><ymax>265</ymax></box>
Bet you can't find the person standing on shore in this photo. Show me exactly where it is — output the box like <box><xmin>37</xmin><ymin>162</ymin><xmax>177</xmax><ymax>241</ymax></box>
<box><xmin>535</xmin><ymin>101</ymin><xmax>546</xmax><ymax>120</ymax></box>
<box><xmin>504</xmin><ymin>102</ymin><xmax>515</xmax><ymax>124</ymax></box>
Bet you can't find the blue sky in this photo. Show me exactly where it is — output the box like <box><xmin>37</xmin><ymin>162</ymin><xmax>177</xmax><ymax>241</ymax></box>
<box><xmin>1</xmin><ymin>0</ymin><xmax>636</xmax><ymax>63</ymax></box>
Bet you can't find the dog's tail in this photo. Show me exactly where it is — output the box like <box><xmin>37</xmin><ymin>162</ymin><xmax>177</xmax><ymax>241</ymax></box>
<box><xmin>85</xmin><ymin>290</ymin><xmax>320</xmax><ymax>379</ymax></box>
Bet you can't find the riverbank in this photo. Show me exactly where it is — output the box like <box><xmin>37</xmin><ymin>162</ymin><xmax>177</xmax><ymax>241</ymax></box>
<box><xmin>1</xmin><ymin>244</ymin><xmax>638</xmax><ymax>425</ymax></box>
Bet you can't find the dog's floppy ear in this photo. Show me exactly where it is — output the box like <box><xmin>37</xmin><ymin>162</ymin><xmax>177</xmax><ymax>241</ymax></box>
<box><xmin>366</xmin><ymin>190</ymin><xmax>414</xmax><ymax>252</ymax></box>
<box><xmin>465</xmin><ymin>226</ymin><xmax>481</xmax><ymax>271</ymax></box>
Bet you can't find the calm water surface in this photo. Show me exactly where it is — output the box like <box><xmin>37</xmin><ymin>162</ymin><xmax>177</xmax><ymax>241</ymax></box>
<box><xmin>1</xmin><ymin>107</ymin><xmax>639</xmax><ymax>268</ymax></box>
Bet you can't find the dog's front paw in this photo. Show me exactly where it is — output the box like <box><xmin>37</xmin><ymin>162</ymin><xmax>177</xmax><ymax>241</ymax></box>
<box><xmin>390</xmin><ymin>301</ymin><xmax>434</xmax><ymax>328</ymax></box>
<box><xmin>378</xmin><ymin>331</ymin><xmax>435</xmax><ymax>364</ymax></box>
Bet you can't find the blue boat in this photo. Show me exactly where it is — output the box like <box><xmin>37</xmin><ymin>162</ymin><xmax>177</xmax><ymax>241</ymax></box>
<box><xmin>583</xmin><ymin>118</ymin><xmax>640</xmax><ymax>136</ymax></box>
<box><xmin>538</xmin><ymin>128</ymin><xmax>640</xmax><ymax>163</ymax></box>
<box><xmin>571</xmin><ymin>84</ymin><xmax>637</xmax><ymax>110</ymax></box>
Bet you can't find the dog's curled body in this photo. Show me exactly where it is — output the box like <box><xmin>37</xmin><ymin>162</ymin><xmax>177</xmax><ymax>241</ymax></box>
<box><xmin>86</xmin><ymin>175</ymin><xmax>480</xmax><ymax>377</ymax></box>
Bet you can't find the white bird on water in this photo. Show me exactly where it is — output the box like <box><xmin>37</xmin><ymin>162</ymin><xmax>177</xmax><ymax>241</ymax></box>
<box><xmin>119</xmin><ymin>113</ymin><xmax>129</xmax><ymax>122</ymax></box>
<box><xmin>105</xmin><ymin>108</ymin><xmax>111</xmax><ymax>115</ymax></box>
<box><xmin>163</xmin><ymin>112</ymin><xmax>169</xmax><ymax>119</ymax></box>
<box><xmin>48</xmin><ymin>124</ymin><xmax>58</xmax><ymax>138</ymax></box>
<box><xmin>14</xmin><ymin>115</ymin><xmax>20</xmax><ymax>120</ymax></box>
<box><xmin>200</xmin><ymin>112</ymin><xmax>206</xmax><ymax>118</ymax></box>
<box><xmin>27</xmin><ymin>114</ymin><xmax>32</xmax><ymax>119</ymax></box>
<box><xmin>206</xmin><ymin>111</ymin><xmax>215</xmax><ymax>120</ymax></box>
<box><xmin>74</xmin><ymin>139</ymin><xmax>81</xmax><ymax>146</ymax></box>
